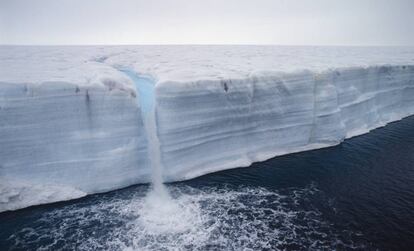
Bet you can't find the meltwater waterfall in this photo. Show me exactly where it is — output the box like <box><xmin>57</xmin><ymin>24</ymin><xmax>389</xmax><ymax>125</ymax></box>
<box><xmin>118</xmin><ymin>68</ymin><xmax>197</xmax><ymax>233</ymax></box>
<box><xmin>118</xmin><ymin>68</ymin><xmax>166</xmax><ymax>195</ymax></box>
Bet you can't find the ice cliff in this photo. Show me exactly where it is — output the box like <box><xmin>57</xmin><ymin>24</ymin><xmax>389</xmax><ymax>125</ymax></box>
<box><xmin>1</xmin><ymin>46</ymin><xmax>414</xmax><ymax>211</ymax></box>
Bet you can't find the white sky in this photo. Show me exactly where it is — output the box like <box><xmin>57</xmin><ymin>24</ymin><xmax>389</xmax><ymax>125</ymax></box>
<box><xmin>1</xmin><ymin>0</ymin><xmax>413</xmax><ymax>46</ymax></box>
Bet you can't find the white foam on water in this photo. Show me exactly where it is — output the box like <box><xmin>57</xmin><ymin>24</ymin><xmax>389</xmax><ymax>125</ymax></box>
<box><xmin>133</xmin><ymin>188</ymin><xmax>202</xmax><ymax>235</ymax></box>
<box><xmin>5</xmin><ymin>184</ymin><xmax>369</xmax><ymax>251</ymax></box>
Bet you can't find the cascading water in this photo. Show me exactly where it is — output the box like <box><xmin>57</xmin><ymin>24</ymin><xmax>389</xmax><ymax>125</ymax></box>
<box><xmin>118</xmin><ymin>68</ymin><xmax>196</xmax><ymax>233</ymax></box>
<box><xmin>118</xmin><ymin>68</ymin><xmax>166</xmax><ymax>195</ymax></box>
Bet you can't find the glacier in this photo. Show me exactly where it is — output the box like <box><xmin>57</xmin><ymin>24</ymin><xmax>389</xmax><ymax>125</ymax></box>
<box><xmin>156</xmin><ymin>66</ymin><xmax>414</xmax><ymax>181</ymax></box>
<box><xmin>1</xmin><ymin>45</ymin><xmax>414</xmax><ymax>211</ymax></box>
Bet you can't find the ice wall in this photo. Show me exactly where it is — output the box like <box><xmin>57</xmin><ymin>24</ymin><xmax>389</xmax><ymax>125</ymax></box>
<box><xmin>155</xmin><ymin>65</ymin><xmax>414</xmax><ymax>181</ymax></box>
<box><xmin>0</xmin><ymin>82</ymin><xmax>150</xmax><ymax>211</ymax></box>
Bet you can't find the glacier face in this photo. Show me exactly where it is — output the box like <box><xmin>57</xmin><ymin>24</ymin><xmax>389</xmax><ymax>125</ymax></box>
<box><xmin>1</xmin><ymin>46</ymin><xmax>414</xmax><ymax>211</ymax></box>
<box><xmin>0</xmin><ymin>83</ymin><xmax>150</xmax><ymax>212</ymax></box>
<box><xmin>155</xmin><ymin>66</ymin><xmax>414</xmax><ymax>181</ymax></box>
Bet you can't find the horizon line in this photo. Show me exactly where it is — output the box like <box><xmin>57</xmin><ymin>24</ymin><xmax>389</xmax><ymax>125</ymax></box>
<box><xmin>1</xmin><ymin>43</ymin><xmax>414</xmax><ymax>47</ymax></box>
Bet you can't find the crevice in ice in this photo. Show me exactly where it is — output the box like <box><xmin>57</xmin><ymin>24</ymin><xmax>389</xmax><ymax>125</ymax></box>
<box><xmin>85</xmin><ymin>89</ymin><xmax>93</xmax><ymax>127</ymax></box>
<box><xmin>222</xmin><ymin>80</ymin><xmax>229</xmax><ymax>93</ymax></box>
<box><xmin>85</xmin><ymin>90</ymin><xmax>90</xmax><ymax>103</ymax></box>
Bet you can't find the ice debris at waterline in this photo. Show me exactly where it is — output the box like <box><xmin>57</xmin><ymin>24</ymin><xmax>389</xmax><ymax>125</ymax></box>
<box><xmin>1</xmin><ymin>45</ymin><xmax>414</xmax><ymax>211</ymax></box>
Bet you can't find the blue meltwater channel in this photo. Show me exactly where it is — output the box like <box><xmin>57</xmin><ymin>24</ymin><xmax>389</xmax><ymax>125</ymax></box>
<box><xmin>119</xmin><ymin>69</ymin><xmax>155</xmax><ymax>114</ymax></box>
<box><xmin>117</xmin><ymin>68</ymin><xmax>165</xmax><ymax>194</ymax></box>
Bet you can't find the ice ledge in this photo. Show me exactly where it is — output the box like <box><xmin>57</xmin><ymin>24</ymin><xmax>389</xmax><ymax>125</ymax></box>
<box><xmin>0</xmin><ymin>178</ymin><xmax>87</xmax><ymax>212</ymax></box>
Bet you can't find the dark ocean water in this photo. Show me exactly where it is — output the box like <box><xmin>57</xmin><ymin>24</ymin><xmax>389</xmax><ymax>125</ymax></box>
<box><xmin>1</xmin><ymin>116</ymin><xmax>414</xmax><ymax>251</ymax></box>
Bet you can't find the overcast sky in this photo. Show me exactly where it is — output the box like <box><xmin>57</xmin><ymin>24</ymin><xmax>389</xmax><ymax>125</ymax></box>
<box><xmin>1</xmin><ymin>0</ymin><xmax>413</xmax><ymax>46</ymax></box>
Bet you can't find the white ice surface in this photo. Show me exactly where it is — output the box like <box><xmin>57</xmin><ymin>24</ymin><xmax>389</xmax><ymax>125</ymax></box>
<box><xmin>1</xmin><ymin>45</ymin><xmax>414</xmax><ymax>211</ymax></box>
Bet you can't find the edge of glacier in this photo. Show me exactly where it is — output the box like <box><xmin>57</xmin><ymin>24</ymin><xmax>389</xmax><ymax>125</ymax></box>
<box><xmin>154</xmin><ymin>65</ymin><xmax>414</xmax><ymax>182</ymax></box>
<box><xmin>1</xmin><ymin>62</ymin><xmax>414</xmax><ymax>212</ymax></box>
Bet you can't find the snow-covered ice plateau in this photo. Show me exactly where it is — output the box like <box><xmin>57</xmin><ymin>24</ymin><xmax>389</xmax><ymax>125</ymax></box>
<box><xmin>1</xmin><ymin>45</ymin><xmax>414</xmax><ymax>211</ymax></box>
